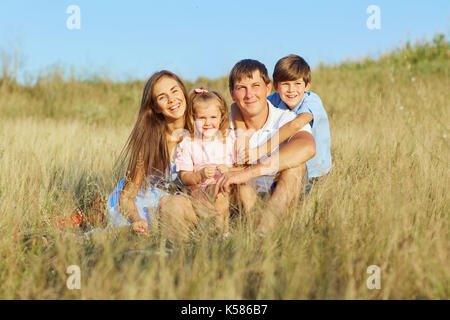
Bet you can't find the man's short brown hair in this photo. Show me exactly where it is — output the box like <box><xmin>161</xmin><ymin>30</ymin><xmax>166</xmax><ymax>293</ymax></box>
<box><xmin>229</xmin><ymin>59</ymin><xmax>271</xmax><ymax>90</ymax></box>
<box><xmin>273</xmin><ymin>54</ymin><xmax>311</xmax><ymax>87</ymax></box>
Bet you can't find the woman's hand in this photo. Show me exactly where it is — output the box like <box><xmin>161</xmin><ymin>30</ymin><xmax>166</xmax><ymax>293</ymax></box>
<box><xmin>132</xmin><ymin>219</ymin><xmax>149</xmax><ymax>235</ymax></box>
<box><xmin>201</xmin><ymin>166</ymin><xmax>216</xmax><ymax>180</ymax></box>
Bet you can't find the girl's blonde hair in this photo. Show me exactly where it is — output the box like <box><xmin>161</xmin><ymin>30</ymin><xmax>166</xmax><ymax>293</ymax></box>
<box><xmin>185</xmin><ymin>88</ymin><xmax>230</xmax><ymax>137</ymax></box>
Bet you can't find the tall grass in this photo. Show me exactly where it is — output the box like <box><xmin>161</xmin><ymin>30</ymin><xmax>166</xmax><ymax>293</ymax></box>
<box><xmin>0</xmin><ymin>35</ymin><xmax>448</xmax><ymax>299</ymax></box>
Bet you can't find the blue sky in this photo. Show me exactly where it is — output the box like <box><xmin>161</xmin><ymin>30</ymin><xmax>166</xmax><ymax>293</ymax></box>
<box><xmin>0</xmin><ymin>0</ymin><xmax>448</xmax><ymax>82</ymax></box>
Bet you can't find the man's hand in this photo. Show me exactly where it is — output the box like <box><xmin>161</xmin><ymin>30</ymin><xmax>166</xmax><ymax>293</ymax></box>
<box><xmin>217</xmin><ymin>165</ymin><xmax>229</xmax><ymax>174</ymax></box>
<box><xmin>132</xmin><ymin>219</ymin><xmax>149</xmax><ymax>235</ymax></box>
<box><xmin>201</xmin><ymin>166</ymin><xmax>216</xmax><ymax>180</ymax></box>
<box><xmin>214</xmin><ymin>170</ymin><xmax>253</xmax><ymax>196</ymax></box>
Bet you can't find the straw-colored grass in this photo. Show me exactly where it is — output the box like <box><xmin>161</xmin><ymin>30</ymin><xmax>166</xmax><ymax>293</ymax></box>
<box><xmin>0</xmin><ymin>35</ymin><xmax>448</xmax><ymax>299</ymax></box>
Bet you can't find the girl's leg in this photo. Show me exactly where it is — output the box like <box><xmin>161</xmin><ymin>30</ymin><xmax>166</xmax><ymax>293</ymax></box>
<box><xmin>214</xmin><ymin>190</ymin><xmax>230</xmax><ymax>233</ymax></box>
<box><xmin>158</xmin><ymin>195</ymin><xmax>198</xmax><ymax>242</ymax></box>
<box><xmin>189</xmin><ymin>185</ymin><xmax>216</xmax><ymax>218</ymax></box>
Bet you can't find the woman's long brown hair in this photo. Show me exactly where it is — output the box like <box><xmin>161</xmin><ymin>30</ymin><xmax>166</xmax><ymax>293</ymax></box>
<box><xmin>119</xmin><ymin>70</ymin><xmax>187</xmax><ymax>187</ymax></box>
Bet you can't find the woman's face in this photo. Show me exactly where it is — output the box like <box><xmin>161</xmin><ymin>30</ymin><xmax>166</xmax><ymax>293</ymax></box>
<box><xmin>152</xmin><ymin>76</ymin><xmax>186</xmax><ymax>121</ymax></box>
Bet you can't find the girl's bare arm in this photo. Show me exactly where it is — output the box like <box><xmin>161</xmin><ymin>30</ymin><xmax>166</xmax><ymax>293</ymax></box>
<box><xmin>179</xmin><ymin>170</ymin><xmax>207</xmax><ymax>186</ymax></box>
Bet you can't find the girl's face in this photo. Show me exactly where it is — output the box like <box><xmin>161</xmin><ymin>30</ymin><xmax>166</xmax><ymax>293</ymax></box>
<box><xmin>153</xmin><ymin>76</ymin><xmax>186</xmax><ymax>121</ymax></box>
<box><xmin>193</xmin><ymin>102</ymin><xmax>222</xmax><ymax>138</ymax></box>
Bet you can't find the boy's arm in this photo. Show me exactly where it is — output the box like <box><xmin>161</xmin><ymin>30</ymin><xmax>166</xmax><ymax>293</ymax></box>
<box><xmin>231</xmin><ymin>103</ymin><xmax>252</xmax><ymax>164</ymax></box>
<box><xmin>248</xmin><ymin>112</ymin><xmax>313</xmax><ymax>162</ymax></box>
<box><xmin>231</xmin><ymin>103</ymin><xmax>247</xmax><ymax>131</ymax></box>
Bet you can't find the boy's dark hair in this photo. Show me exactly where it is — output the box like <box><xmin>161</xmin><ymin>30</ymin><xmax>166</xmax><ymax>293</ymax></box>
<box><xmin>273</xmin><ymin>54</ymin><xmax>311</xmax><ymax>87</ymax></box>
<box><xmin>229</xmin><ymin>59</ymin><xmax>271</xmax><ymax>90</ymax></box>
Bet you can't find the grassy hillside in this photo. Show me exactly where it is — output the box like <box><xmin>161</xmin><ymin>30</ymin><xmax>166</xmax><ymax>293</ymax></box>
<box><xmin>0</xmin><ymin>34</ymin><xmax>448</xmax><ymax>299</ymax></box>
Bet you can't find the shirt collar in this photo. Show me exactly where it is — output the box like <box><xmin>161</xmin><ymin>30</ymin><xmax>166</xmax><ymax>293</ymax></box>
<box><xmin>259</xmin><ymin>99</ymin><xmax>277</xmax><ymax>132</ymax></box>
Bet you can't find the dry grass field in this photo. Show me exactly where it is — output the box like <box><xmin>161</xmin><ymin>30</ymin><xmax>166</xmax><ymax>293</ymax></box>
<box><xmin>0</xmin><ymin>35</ymin><xmax>448</xmax><ymax>299</ymax></box>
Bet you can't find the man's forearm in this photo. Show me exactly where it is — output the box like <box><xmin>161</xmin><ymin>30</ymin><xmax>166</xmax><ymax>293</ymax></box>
<box><xmin>215</xmin><ymin>131</ymin><xmax>316</xmax><ymax>195</ymax></box>
<box><xmin>248</xmin><ymin>131</ymin><xmax>316</xmax><ymax>179</ymax></box>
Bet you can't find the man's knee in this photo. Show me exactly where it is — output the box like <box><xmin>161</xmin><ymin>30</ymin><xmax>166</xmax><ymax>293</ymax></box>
<box><xmin>239</xmin><ymin>185</ymin><xmax>257</xmax><ymax>203</ymax></box>
<box><xmin>277</xmin><ymin>164</ymin><xmax>306</xmax><ymax>187</ymax></box>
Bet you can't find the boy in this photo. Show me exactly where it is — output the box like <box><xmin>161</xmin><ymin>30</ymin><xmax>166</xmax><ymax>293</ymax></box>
<box><xmin>232</xmin><ymin>54</ymin><xmax>332</xmax><ymax>192</ymax></box>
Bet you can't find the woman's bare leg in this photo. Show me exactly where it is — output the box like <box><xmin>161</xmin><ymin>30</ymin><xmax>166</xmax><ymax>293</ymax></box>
<box><xmin>158</xmin><ymin>195</ymin><xmax>198</xmax><ymax>242</ymax></box>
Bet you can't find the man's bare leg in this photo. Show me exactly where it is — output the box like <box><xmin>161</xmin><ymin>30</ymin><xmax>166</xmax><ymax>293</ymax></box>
<box><xmin>238</xmin><ymin>184</ymin><xmax>258</xmax><ymax>214</ymax></box>
<box><xmin>257</xmin><ymin>163</ymin><xmax>306</xmax><ymax>233</ymax></box>
<box><xmin>236</xmin><ymin>184</ymin><xmax>259</xmax><ymax>228</ymax></box>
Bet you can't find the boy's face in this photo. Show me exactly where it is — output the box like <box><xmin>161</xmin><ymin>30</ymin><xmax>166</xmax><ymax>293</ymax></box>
<box><xmin>275</xmin><ymin>78</ymin><xmax>310</xmax><ymax>109</ymax></box>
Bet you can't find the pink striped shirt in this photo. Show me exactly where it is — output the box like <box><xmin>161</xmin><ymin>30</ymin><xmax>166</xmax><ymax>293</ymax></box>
<box><xmin>175</xmin><ymin>130</ymin><xmax>237</xmax><ymax>188</ymax></box>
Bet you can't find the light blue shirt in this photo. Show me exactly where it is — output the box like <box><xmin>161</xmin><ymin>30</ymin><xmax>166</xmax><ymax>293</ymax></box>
<box><xmin>268</xmin><ymin>91</ymin><xmax>332</xmax><ymax>178</ymax></box>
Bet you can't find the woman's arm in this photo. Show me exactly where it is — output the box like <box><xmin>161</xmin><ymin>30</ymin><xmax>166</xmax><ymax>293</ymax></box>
<box><xmin>119</xmin><ymin>158</ymin><xmax>145</xmax><ymax>224</ymax></box>
<box><xmin>248</xmin><ymin>112</ymin><xmax>313</xmax><ymax>163</ymax></box>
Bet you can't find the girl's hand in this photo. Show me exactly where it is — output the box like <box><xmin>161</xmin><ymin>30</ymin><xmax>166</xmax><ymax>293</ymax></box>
<box><xmin>132</xmin><ymin>219</ymin><xmax>149</xmax><ymax>235</ymax></box>
<box><xmin>201</xmin><ymin>166</ymin><xmax>216</xmax><ymax>180</ymax></box>
<box><xmin>217</xmin><ymin>165</ymin><xmax>229</xmax><ymax>174</ymax></box>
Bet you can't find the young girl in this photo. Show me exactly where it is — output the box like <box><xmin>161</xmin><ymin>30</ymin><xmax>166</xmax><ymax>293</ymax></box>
<box><xmin>175</xmin><ymin>88</ymin><xmax>256</xmax><ymax>233</ymax></box>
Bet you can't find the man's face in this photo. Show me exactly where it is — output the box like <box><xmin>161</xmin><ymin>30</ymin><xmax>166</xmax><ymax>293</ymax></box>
<box><xmin>275</xmin><ymin>78</ymin><xmax>310</xmax><ymax>109</ymax></box>
<box><xmin>230</xmin><ymin>70</ymin><xmax>272</xmax><ymax>119</ymax></box>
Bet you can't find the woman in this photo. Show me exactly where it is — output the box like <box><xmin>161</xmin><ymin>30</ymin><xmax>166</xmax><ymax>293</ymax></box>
<box><xmin>106</xmin><ymin>70</ymin><xmax>198</xmax><ymax>241</ymax></box>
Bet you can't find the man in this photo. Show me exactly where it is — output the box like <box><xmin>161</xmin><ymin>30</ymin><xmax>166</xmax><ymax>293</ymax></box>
<box><xmin>215</xmin><ymin>59</ymin><xmax>316</xmax><ymax>233</ymax></box>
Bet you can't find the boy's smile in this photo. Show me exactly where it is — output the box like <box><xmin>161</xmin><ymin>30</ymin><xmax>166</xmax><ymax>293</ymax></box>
<box><xmin>276</xmin><ymin>78</ymin><xmax>311</xmax><ymax>109</ymax></box>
